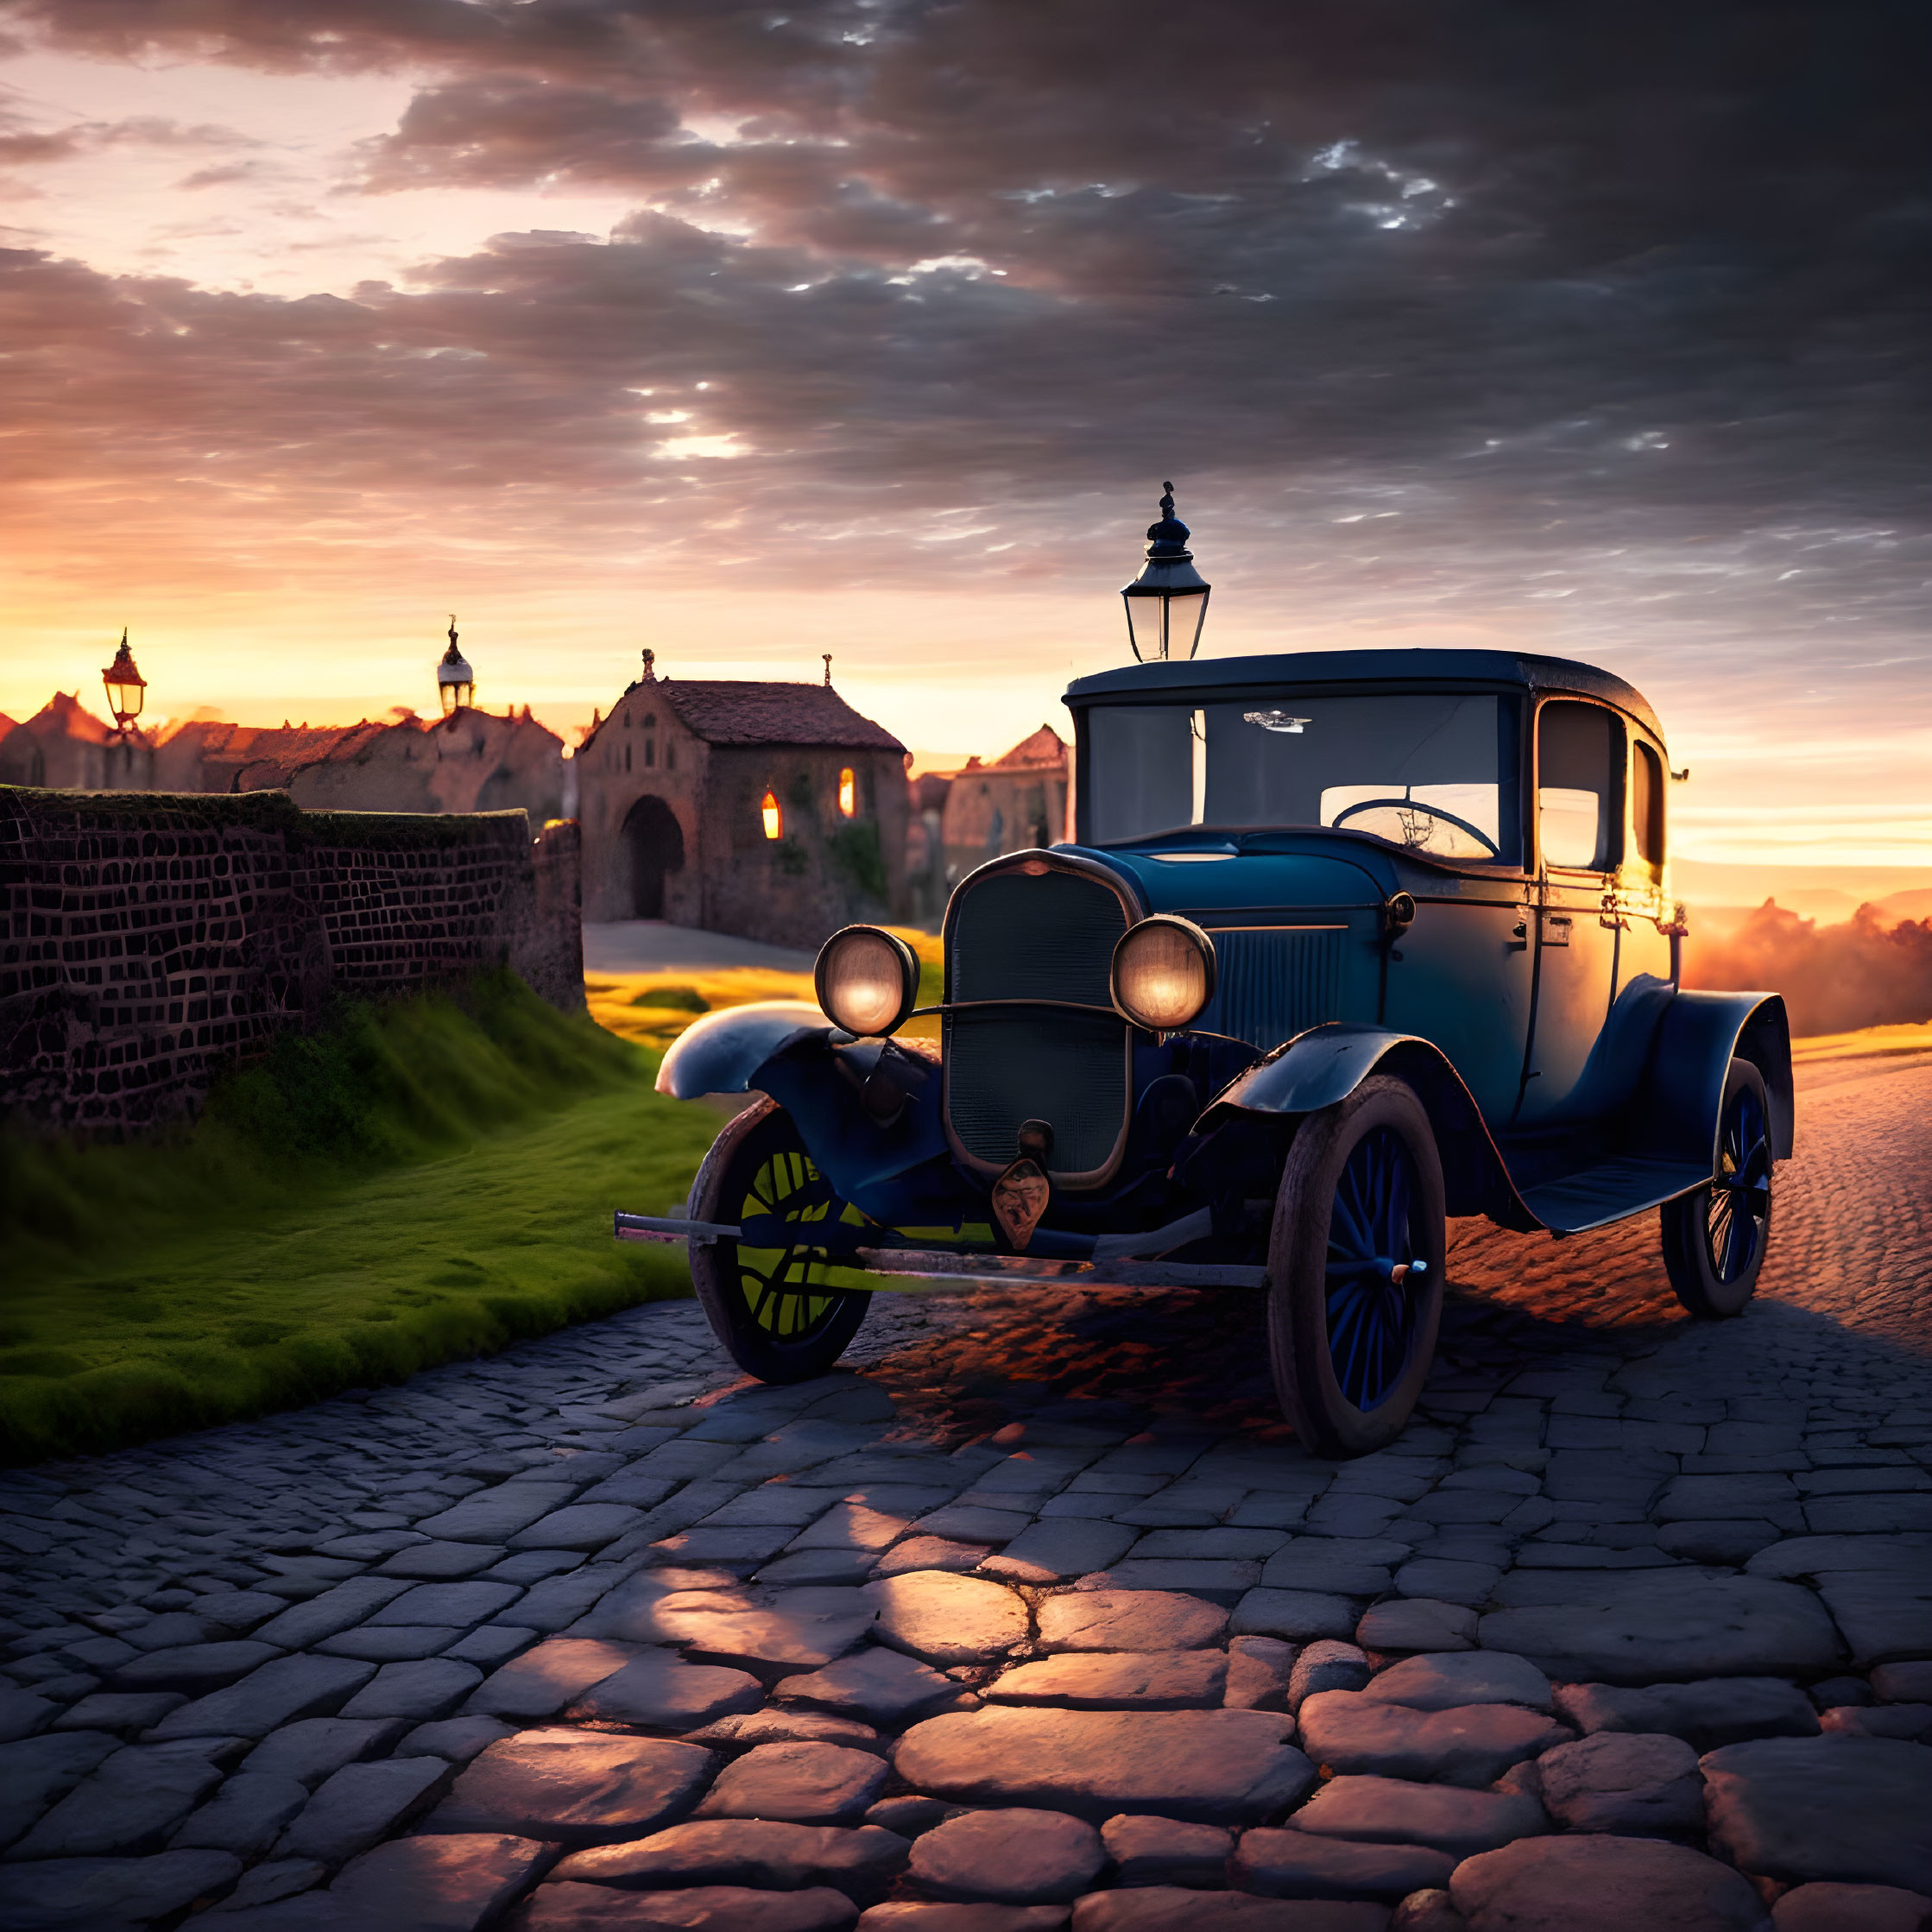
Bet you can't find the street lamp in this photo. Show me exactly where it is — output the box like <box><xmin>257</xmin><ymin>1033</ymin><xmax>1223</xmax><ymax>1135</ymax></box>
<box><xmin>101</xmin><ymin>628</ymin><xmax>147</xmax><ymax>734</ymax></box>
<box><xmin>1121</xmin><ymin>481</ymin><xmax>1210</xmax><ymax>662</ymax></box>
<box><xmin>438</xmin><ymin>615</ymin><xmax>475</xmax><ymax>717</ymax></box>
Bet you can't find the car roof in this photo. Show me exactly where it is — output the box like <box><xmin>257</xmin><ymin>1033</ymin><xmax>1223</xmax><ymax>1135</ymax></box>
<box><xmin>1064</xmin><ymin>647</ymin><xmax>1664</xmax><ymax>742</ymax></box>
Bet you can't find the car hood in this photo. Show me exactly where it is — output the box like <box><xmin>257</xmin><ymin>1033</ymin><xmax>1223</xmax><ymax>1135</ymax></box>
<box><xmin>1070</xmin><ymin>841</ymin><xmax>1393</xmax><ymax>917</ymax></box>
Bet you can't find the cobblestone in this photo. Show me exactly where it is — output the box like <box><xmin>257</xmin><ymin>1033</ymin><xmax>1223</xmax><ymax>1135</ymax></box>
<box><xmin>3</xmin><ymin>1054</ymin><xmax>1930</xmax><ymax>1921</ymax></box>
<box><xmin>910</xmin><ymin>1810</ymin><xmax>1106</xmax><ymax>1905</ymax></box>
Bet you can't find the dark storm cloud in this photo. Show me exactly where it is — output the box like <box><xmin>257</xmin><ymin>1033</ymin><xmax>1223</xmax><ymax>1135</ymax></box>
<box><xmin>4</xmin><ymin>0</ymin><xmax>1930</xmax><ymax>652</ymax></box>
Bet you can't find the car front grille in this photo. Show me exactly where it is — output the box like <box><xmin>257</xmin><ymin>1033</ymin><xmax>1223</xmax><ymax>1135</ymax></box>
<box><xmin>944</xmin><ymin>863</ymin><xmax>1132</xmax><ymax>1181</ymax></box>
<box><xmin>1196</xmin><ymin>926</ymin><xmax>1347</xmax><ymax>1048</ymax></box>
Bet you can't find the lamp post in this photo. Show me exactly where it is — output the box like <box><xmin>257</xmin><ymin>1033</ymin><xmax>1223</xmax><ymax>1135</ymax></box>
<box><xmin>1121</xmin><ymin>482</ymin><xmax>1210</xmax><ymax>662</ymax></box>
<box><xmin>101</xmin><ymin>628</ymin><xmax>147</xmax><ymax>735</ymax></box>
<box><xmin>438</xmin><ymin>615</ymin><xmax>475</xmax><ymax>717</ymax></box>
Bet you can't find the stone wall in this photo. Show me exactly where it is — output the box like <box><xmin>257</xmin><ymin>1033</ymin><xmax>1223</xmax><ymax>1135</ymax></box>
<box><xmin>0</xmin><ymin>786</ymin><xmax>584</xmax><ymax>1138</ymax></box>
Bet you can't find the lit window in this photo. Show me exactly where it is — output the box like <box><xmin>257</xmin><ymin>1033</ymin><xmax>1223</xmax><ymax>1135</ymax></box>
<box><xmin>837</xmin><ymin>767</ymin><xmax>857</xmax><ymax>817</ymax></box>
<box><xmin>761</xmin><ymin>790</ymin><xmax>782</xmax><ymax>840</ymax></box>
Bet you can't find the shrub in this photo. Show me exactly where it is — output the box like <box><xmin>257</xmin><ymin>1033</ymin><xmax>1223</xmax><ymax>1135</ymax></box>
<box><xmin>1683</xmin><ymin>903</ymin><xmax>1932</xmax><ymax>1035</ymax></box>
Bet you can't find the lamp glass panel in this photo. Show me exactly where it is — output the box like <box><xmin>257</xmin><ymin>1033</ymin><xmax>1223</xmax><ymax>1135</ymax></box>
<box><xmin>761</xmin><ymin>790</ymin><xmax>783</xmax><ymax>839</ymax></box>
<box><xmin>1124</xmin><ymin>591</ymin><xmax>1169</xmax><ymax>661</ymax></box>
<box><xmin>1168</xmin><ymin>588</ymin><xmax>1209</xmax><ymax>660</ymax></box>
<box><xmin>104</xmin><ymin>678</ymin><xmax>143</xmax><ymax>722</ymax></box>
<box><xmin>837</xmin><ymin>767</ymin><xmax>857</xmax><ymax>817</ymax></box>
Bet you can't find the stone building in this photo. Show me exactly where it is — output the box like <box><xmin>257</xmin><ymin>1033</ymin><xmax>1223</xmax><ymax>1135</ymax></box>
<box><xmin>903</xmin><ymin>768</ymin><xmax>957</xmax><ymax>926</ymax></box>
<box><xmin>5</xmin><ymin>628</ymin><xmax>565</xmax><ymax>827</ymax></box>
<box><xmin>576</xmin><ymin>654</ymin><xmax>909</xmax><ymax>950</ymax></box>
<box><xmin>0</xmin><ymin>692</ymin><xmax>155</xmax><ymax>792</ymax></box>
<box><xmin>938</xmin><ymin>723</ymin><xmax>1070</xmax><ymax>883</ymax></box>
<box><xmin>154</xmin><ymin>706</ymin><xmax>565</xmax><ymax>824</ymax></box>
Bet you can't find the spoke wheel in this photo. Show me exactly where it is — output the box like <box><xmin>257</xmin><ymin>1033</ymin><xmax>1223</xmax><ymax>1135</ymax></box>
<box><xmin>1267</xmin><ymin>1075</ymin><xmax>1446</xmax><ymax>1457</ymax></box>
<box><xmin>688</xmin><ymin>1098</ymin><xmax>872</xmax><ymax>1383</ymax></box>
<box><xmin>1661</xmin><ymin>1057</ymin><xmax>1773</xmax><ymax>1319</ymax></box>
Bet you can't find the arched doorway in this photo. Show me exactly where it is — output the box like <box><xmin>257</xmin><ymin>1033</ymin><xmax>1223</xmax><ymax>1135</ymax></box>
<box><xmin>622</xmin><ymin>793</ymin><xmax>685</xmax><ymax>919</ymax></box>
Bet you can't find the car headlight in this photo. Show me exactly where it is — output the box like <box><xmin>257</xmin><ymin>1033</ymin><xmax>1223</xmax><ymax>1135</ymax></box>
<box><xmin>1111</xmin><ymin>916</ymin><xmax>1217</xmax><ymax>1032</ymax></box>
<box><xmin>814</xmin><ymin>925</ymin><xmax>920</xmax><ymax>1037</ymax></box>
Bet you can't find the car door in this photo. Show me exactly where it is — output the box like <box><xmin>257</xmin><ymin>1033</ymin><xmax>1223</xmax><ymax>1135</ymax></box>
<box><xmin>1517</xmin><ymin>699</ymin><xmax>1624</xmax><ymax>1124</ymax></box>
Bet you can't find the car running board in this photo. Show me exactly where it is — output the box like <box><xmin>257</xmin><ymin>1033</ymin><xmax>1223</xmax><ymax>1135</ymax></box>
<box><xmin>1518</xmin><ymin>1155</ymin><xmax>1712</xmax><ymax>1234</ymax></box>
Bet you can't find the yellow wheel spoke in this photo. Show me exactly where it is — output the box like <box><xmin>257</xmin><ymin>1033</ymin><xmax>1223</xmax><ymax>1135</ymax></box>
<box><xmin>717</xmin><ymin>1126</ymin><xmax>867</xmax><ymax>1349</ymax></box>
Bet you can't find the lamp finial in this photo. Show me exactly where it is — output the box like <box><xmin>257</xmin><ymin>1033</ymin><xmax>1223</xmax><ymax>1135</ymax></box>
<box><xmin>1121</xmin><ymin>480</ymin><xmax>1210</xmax><ymax>663</ymax></box>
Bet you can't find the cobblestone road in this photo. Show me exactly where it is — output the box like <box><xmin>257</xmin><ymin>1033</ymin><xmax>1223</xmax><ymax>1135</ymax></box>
<box><xmin>3</xmin><ymin>1057</ymin><xmax>1929</xmax><ymax>1932</ymax></box>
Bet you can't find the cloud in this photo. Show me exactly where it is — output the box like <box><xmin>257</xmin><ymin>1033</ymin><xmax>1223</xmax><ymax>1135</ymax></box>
<box><xmin>0</xmin><ymin>0</ymin><xmax>1927</xmax><ymax>689</ymax></box>
<box><xmin>355</xmin><ymin>74</ymin><xmax>685</xmax><ymax>191</ymax></box>
<box><xmin>174</xmin><ymin>157</ymin><xmax>284</xmax><ymax>189</ymax></box>
<box><xmin>0</xmin><ymin>94</ymin><xmax>264</xmax><ymax>193</ymax></box>
<box><xmin>89</xmin><ymin>115</ymin><xmax>263</xmax><ymax>148</ymax></box>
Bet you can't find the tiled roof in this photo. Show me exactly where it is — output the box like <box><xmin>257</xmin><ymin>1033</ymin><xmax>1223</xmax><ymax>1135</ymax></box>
<box><xmin>992</xmin><ymin>723</ymin><xmax>1068</xmax><ymax>770</ymax></box>
<box><xmin>651</xmin><ymin>680</ymin><xmax>906</xmax><ymax>753</ymax></box>
<box><xmin>188</xmin><ymin>722</ymin><xmax>387</xmax><ymax>790</ymax></box>
<box><xmin>24</xmin><ymin>691</ymin><xmax>118</xmax><ymax>746</ymax></box>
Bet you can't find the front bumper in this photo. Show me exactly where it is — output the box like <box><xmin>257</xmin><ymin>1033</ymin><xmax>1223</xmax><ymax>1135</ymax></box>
<box><xmin>612</xmin><ymin>1210</ymin><xmax>1267</xmax><ymax>1291</ymax></box>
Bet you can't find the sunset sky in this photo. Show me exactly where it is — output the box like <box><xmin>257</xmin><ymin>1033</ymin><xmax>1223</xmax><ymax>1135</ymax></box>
<box><xmin>2</xmin><ymin>0</ymin><xmax>1929</xmax><ymax>865</ymax></box>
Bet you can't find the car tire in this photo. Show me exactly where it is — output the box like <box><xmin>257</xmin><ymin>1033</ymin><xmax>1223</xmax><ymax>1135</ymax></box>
<box><xmin>1266</xmin><ymin>1074</ymin><xmax>1447</xmax><ymax>1458</ymax></box>
<box><xmin>1660</xmin><ymin>1056</ymin><xmax>1773</xmax><ymax>1319</ymax></box>
<box><xmin>688</xmin><ymin>1097</ymin><xmax>873</xmax><ymax>1384</ymax></box>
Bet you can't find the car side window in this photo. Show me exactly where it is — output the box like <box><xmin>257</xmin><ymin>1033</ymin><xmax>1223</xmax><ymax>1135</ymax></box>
<box><xmin>1631</xmin><ymin>740</ymin><xmax>1665</xmax><ymax>876</ymax></box>
<box><xmin>1537</xmin><ymin>701</ymin><xmax>1621</xmax><ymax>871</ymax></box>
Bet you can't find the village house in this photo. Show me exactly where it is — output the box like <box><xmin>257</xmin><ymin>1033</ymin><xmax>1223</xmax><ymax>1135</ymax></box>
<box><xmin>575</xmin><ymin>653</ymin><xmax>909</xmax><ymax>950</ymax></box>
<box><xmin>0</xmin><ymin>692</ymin><xmax>155</xmax><ymax>792</ymax></box>
<box><xmin>153</xmin><ymin>707</ymin><xmax>565</xmax><ymax>823</ymax></box>
<box><xmin>937</xmin><ymin>723</ymin><xmax>1071</xmax><ymax>881</ymax></box>
<box><xmin>3</xmin><ymin>628</ymin><xmax>565</xmax><ymax>830</ymax></box>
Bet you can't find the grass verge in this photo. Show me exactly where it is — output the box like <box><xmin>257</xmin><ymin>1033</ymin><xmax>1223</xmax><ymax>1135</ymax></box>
<box><xmin>0</xmin><ymin>971</ymin><xmax>719</xmax><ymax>1466</ymax></box>
<box><xmin>1790</xmin><ymin>1020</ymin><xmax>1932</xmax><ymax>1063</ymax></box>
<box><xmin>584</xmin><ymin>928</ymin><xmax>944</xmax><ymax>1051</ymax></box>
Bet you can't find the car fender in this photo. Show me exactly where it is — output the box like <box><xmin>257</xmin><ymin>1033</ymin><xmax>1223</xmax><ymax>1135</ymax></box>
<box><xmin>656</xmin><ymin>1005</ymin><xmax>962</xmax><ymax>1228</ymax></box>
<box><xmin>1638</xmin><ymin>989</ymin><xmax>1794</xmax><ymax>1167</ymax></box>
<box><xmin>1196</xmin><ymin>1022</ymin><xmax>1536</xmax><ymax>1227</ymax></box>
<box><xmin>655</xmin><ymin>1001</ymin><xmax>830</xmax><ymax>1100</ymax></box>
<box><xmin>1539</xmin><ymin>972</ymin><xmax>1676</xmax><ymax>1125</ymax></box>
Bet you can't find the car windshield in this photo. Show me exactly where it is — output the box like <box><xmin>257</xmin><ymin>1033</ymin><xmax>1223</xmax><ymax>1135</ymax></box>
<box><xmin>1083</xmin><ymin>691</ymin><xmax>1522</xmax><ymax>864</ymax></box>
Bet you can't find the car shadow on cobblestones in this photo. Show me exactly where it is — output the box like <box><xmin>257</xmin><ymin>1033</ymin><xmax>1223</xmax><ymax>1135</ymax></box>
<box><xmin>853</xmin><ymin>1211</ymin><xmax>1690</xmax><ymax>1453</ymax></box>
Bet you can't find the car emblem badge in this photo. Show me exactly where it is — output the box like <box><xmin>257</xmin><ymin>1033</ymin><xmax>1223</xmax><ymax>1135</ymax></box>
<box><xmin>991</xmin><ymin>1158</ymin><xmax>1051</xmax><ymax>1250</ymax></box>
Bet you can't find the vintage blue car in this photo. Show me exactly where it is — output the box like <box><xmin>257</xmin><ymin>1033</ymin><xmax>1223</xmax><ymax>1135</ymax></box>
<box><xmin>625</xmin><ymin>642</ymin><xmax>1790</xmax><ymax>1456</ymax></box>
